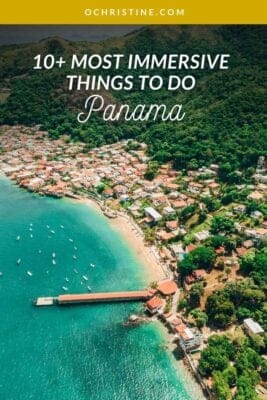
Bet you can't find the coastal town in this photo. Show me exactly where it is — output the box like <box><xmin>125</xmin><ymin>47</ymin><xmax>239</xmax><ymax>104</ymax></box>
<box><xmin>0</xmin><ymin>124</ymin><xmax>267</xmax><ymax>399</ymax></box>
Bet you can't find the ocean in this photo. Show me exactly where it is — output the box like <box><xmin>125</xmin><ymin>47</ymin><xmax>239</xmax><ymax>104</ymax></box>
<box><xmin>0</xmin><ymin>177</ymin><xmax>204</xmax><ymax>400</ymax></box>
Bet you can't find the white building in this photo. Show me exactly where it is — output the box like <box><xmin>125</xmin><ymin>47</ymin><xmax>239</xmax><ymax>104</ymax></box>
<box><xmin>144</xmin><ymin>207</ymin><xmax>162</xmax><ymax>222</ymax></box>
<box><xmin>243</xmin><ymin>318</ymin><xmax>264</xmax><ymax>336</ymax></box>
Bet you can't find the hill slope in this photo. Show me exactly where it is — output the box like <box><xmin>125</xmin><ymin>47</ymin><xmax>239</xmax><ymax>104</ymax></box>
<box><xmin>0</xmin><ymin>25</ymin><xmax>266</xmax><ymax>172</ymax></box>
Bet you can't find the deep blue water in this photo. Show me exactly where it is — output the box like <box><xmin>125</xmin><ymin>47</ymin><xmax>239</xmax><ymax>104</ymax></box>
<box><xmin>0</xmin><ymin>177</ymin><xmax>203</xmax><ymax>400</ymax></box>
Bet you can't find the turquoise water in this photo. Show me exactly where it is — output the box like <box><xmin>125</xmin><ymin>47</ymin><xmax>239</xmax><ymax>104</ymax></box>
<box><xmin>0</xmin><ymin>177</ymin><xmax>203</xmax><ymax>400</ymax></box>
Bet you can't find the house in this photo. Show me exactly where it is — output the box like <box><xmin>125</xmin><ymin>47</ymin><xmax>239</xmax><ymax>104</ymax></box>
<box><xmin>185</xmin><ymin>269</ymin><xmax>206</xmax><ymax>285</ymax></box>
<box><xmin>251</xmin><ymin>210</ymin><xmax>263</xmax><ymax>219</ymax></box>
<box><xmin>185</xmin><ymin>243</ymin><xmax>197</xmax><ymax>253</ymax></box>
<box><xmin>170</xmin><ymin>243</ymin><xmax>185</xmax><ymax>259</ymax></box>
<box><xmin>155</xmin><ymin>230</ymin><xmax>175</xmax><ymax>241</ymax></box>
<box><xmin>243</xmin><ymin>318</ymin><xmax>264</xmax><ymax>336</ymax></box>
<box><xmin>166</xmin><ymin>220</ymin><xmax>179</xmax><ymax>231</ymax></box>
<box><xmin>146</xmin><ymin>296</ymin><xmax>164</xmax><ymax>314</ymax></box>
<box><xmin>236</xmin><ymin>247</ymin><xmax>249</xmax><ymax>257</ymax></box>
<box><xmin>247</xmin><ymin>191</ymin><xmax>264</xmax><ymax>201</ymax></box>
<box><xmin>144</xmin><ymin>207</ymin><xmax>162</xmax><ymax>222</ymax></box>
<box><xmin>243</xmin><ymin>240</ymin><xmax>254</xmax><ymax>249</ymax></box>
<box><xmin>176</xmin><ymin>326</ymin><xmax>202</xmax><ymax>352</ymax></box>
<box><xmin>194</xmin><ymin>230</ymin><xmax>210</xmax><ymax>242</ymax></box>
<box><xmin>233</xmin><ymin>204</ymin><xmax>246</xmax><ymax>214</ymax></box>
<box><xmin>163</xmin><ymin>206</ymin><xmax>176</xmax><ymax>216</ymax></box>
<box><xmin>157</xmin><ymin>280</ymin><xmax>178</xmax><ymax>296</ymax></box>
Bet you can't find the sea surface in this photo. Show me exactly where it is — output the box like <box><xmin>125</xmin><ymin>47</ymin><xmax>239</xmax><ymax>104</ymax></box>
<box><xmin>0</xmin><ymin>177</ymin><xmax>204</xmax><ymax>400</ymax></box>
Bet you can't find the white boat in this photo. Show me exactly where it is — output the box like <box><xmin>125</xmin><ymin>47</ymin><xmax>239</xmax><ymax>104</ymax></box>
<box><xmin>87</xmin><ymin>286</ymin><xmax>92</xmax><ymax>291</ymax></box>
<box><xmin>60</xmin><ymin>225</ymin><xmax>64</xmax><ymax>229</ymax></box>
<box><xmin>73</xmin><ymin>255</ymin><xmax>77</xmax><ymax>260</ymax></box>
<box><xmin>74</xmin><ymin>246</ymin><xmax>77</xmax><ymax>251</ymax></box>
<box><xmin>17</xmin><ymin>258</ymin><xmax>21</xmax><ymax>265</ymax></box>
<box><xmin>82</xmin><ymin>275</ymin><xmax>88</xmax><ymax>281</ymax></box>
<box><xmin>65</xmin><ymin>277</ymin><xmax>69</xmax><ymax>282</ymax></box>
<box><xmin>62</xmin><ymin>286</ymin><xmax>68</xmax><ymax>291</ymax></box>
<box><xmin>52</xmin><ymin>259</ymin><xmax>56</xmax><ymax>265</ymax></box>
<box><xmin>38</xmin><ymin>249</ymin><xmax>42</xmax><ymax>254</ymax></box>
<box><xmin>16</xmin><ymin>235</ymin><xmax>20</xmax><ymax>241</ymax></box>
<box><xmin>30</xmin><ymin>223</ymin><xmax>33</xmax><ymax>227</ymax></box>
<box><xmin>30</xmin><ymin>234</ymin><xmax>33</xmax><ymax>238</ymax></box>
<box><xmin>0</xmin><ymin>272</ymin><xmax>3</xmax><ymax>277</ymax></box>
<box><xmin>90</xmin><ymin>263</ymin><xmax>95</xmax><ymax>268</ymax></box>
<box><xmin>50</xmin><ymin>230</ymin><xmax>55</xmax><ymax>234</ymax></box>
<box><xmin>52</xmin><ymin>252</ymin><xmax>56</xmax><ymax>258</ymax></box>
<box><xmin>46</xmin><ymin>225</ymin><xmax>50</xmax><ymax>229</ymax></box>
<box><xmin>27</xmin><ymin>271</ymin><xmax>33</xmax><ymax>276</ymax></box>
<box><xmin>73</xmin><ymin>269</ymin><xmax>78</xmax><ymax>274</ymax></box>
<box><xmin>29</xmin><ymin>227</ymin><xmax>33</xmax><ymax>231</ymax></box>
<box><xmin>69</xmin><ymin>238</ymin><xmax>73</xmax><ymax>243</ymax></box>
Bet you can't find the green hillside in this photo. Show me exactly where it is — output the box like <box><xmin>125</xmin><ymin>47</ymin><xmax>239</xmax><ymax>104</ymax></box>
<box><xmin>0</xmin><ymin>26</ymin><xmax>266</xmax><ymax>173</ymax></box>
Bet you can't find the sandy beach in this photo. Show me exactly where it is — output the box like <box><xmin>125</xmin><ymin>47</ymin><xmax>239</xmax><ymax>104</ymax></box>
<box><xmin>77</xmin><ymin>197</ymin><xmax>167</xmax><ymax>282</ymax></box>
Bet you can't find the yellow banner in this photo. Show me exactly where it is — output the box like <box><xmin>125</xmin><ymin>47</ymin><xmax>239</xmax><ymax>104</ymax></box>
<box><xmin>0</xmin><ymin>0</ymin><xmax>266</xmax><ymax>24</ymax></box>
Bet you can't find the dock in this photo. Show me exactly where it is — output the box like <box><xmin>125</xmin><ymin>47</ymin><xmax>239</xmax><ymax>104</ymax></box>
<box><xmin>35</xmin><ymin>297</ymin><xmax>55</xmax><ymax>306</ymax></box>
<box><xmin>35</xmin><ymin>290</ymin><xmax>154</xmax><ymax>307</ymax></box>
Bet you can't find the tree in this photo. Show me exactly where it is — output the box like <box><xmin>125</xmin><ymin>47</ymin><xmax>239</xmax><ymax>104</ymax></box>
<box><xmin>189</xmin><ymin>283</ymin><xmax>204</xmax><ymax>308</ymax></box>
<box><xmin>179</xmin><ymin>246</ymin><xmax>216</xmax><ymax>277</ymax></box>
<box><xmin>206</xmin><ymin>293</ymin><xmax>235</xmax><ymax>328</ymax></box>
<box><xmin>211</xmin><ymin>215</ymin><xmax>235</xmax><ymax>234</ymax></box>
<box><xmin>235</xmin><ymin>371</ymin><xmax>260</xmax><ymax>400</ymax></box>
<box><xmin>198</xmin><ymin>347</ymin><xmax>229</xmax><ymax>376</ymax></box>
<box><xmin>190</xmin><ymin>309</ymin><xmax>208</xmax><ymax>328</ymax></box>
<box><xmin>223</xmin><ymin>366</ymin><xmax>237</xmax><ymax>387</ymax></box>
<box><xmin>212</xmin><ymin>371</ymin><xmax>231</xmax><ymax>400</ymax></box>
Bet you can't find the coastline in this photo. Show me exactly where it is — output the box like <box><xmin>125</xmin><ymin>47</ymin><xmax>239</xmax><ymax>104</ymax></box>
<box><xmin>77</xmin><ymin>197</ymin><xmax>168</xmax><ymax>282</ymax></box>
<box><xmin>0</xmin><ymin>176</ymin><xmax>206</xmax><ymax>400</ymax></box>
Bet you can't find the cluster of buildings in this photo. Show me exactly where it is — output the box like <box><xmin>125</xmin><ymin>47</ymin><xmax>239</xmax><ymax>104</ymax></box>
<box><xmin>0</xmin><ymin>125</ymin><xmax>266</xmax><ymax>276</ymax></box>
<box><xmin>145</xmin><ymin>279</ymin><xmax>203</xmax><ymax>352</ymax></box>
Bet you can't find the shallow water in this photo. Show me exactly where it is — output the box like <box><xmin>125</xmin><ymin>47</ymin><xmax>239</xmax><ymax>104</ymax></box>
<box><xmin>0</xmin><ymin>177</ymin><xmax>204</xmax><ymax>400</ymax></box>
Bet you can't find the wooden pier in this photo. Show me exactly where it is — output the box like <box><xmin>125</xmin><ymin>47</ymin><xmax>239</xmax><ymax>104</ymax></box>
<box><xmin>35</xmin><ymin>290</ymin><xmax>153</xmax><ymax>307</ymax></box>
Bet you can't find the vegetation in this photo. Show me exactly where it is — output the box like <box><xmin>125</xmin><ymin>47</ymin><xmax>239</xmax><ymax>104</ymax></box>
<box><xmin>0</xmin><ymin>26</ymin><xmax>266</xmax><ymax>173</ymax></box>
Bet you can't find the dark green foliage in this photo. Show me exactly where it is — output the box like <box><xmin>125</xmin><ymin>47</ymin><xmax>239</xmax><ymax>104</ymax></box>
<box><xmin>188</xmin><ymin>283</ymin><xmax>204</xmax><ymax>307</ymax></box>
<box><xmin>211</xmin><ymin>215</ymin><xmax>235</xmax><ymax>234</ymax></box>
<box><xmin>0</xmin><ymin>26</ymin><xmax>266</xmax><ymax>172</ymax></box>
<box><xmin>198</xmin><ymin>335</ymin><xmax>234</xmax><ymax>376</ymax></box>
<box><xmin>179</xmin><ymin>246</ymin><xmax>216</xmax><ymax>276</ymax></box>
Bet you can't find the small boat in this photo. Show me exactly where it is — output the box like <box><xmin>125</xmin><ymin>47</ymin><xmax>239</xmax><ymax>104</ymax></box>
<box><xmin>87</xmin><ymin>286</ymin><xmax>91</xmax><ymax>292</ymax></box>
<box><xmin>62</xmin><ymin>286</ymin><xmax>68</xmax><ymax>291</ymax></box>
<box><xmin>30</xmin><ymin>234</ymin><xmax>33</xmax><ymax>238</ymax></box>
<box><xmin>52</xmin><ymin>252</ymin><xmax>56</xmax><ymax>258</ymax></box>
<box><xmin>38</xmin><ymin>249</ymin><xmax>42</xmax><ymax>254</ymax></box>
<box><xmin>16</xmin><ymin>235</ymin><xmax>20</xmax><ymax>241</ymax></box>
<box><xmin>65</xmin><ymin>277</ymin><xmax>69</xmax><ymax>282</ymax></box>
<box><xmin>27</xmin><ymin>271</ymin><xmax>33</xmax><ymax>276</ymax></box>
<box><xmin>90</xmin><ymin>263</ymin><xmax>95</xmax><ymax>268</ymax></box>
<box><xmin>46</xmin><ymin>225</ymin><xmax>50</xmax><ymax>229</ymax></box>
<box><xmin>50</xmin><ymin>230</ymin><xmax>55</xmax><ymax>234</ymax></box>
<box><xmin>29</xmin><ymin>227</ymin><xmax>33</xmax><ymax>231</ymax></box>
<box><xmin>82</xmin><ymin>275</ymin><xmax>88</xmax><ymax>281</ymax></box>
<box><xmin>69</xmin><ymin>238</ymin><xmax>73</xmax><ymax>243</ymax></box>
<box><xmin>73</xmin><ymin>269</ymin><xmax>78</xmax><ymax>274</ymax></box>
<box><xmin>17</xmin><ymin>258</ymin><xmax>21</xmax><ymax>265</ymax></box>
<box><xmin>30</xmin><ymin>223</ymin><xmax>33</xmax><ymax>227</ymax></box>
<box><xmin>60</xmin><ymin>225</ymin><xmax>64</xmax><ymax>229</ymax></box>
<box><xmin>74</xmin><ymin>246</ymin><xmax>77</xmax><ymax>251</ymax></box>
<box><xmin>52</xmin><ymin>259</ymin><xmax>56</xmax><ymax>265</ymax></box>
<box><xmin>73</xmin><ymin>255</ymin><xmax>77</xmax><ymax>260</ymax></box>
<box><xmin>0</xmin><ymin>272</ymin><xmax>3</xmax><ymax>277</ymax></box>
